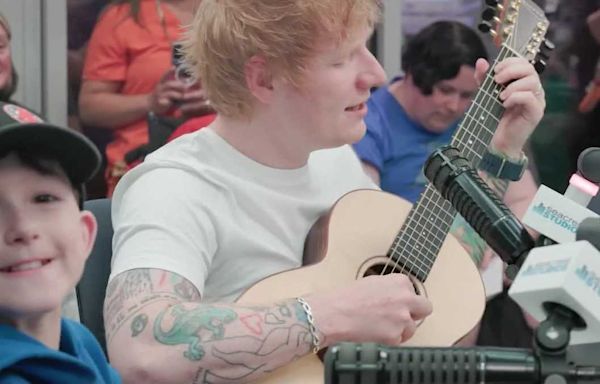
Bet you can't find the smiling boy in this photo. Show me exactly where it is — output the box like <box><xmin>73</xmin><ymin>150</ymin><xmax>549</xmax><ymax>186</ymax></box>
<box><xmin>0</xmin><ymin>102</ymin><xmax>119</xmax><ymax>383</ymax></box>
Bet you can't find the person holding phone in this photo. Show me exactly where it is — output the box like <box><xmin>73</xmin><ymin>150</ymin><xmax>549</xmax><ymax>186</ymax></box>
<box><xmin>79</xmin><ymin>0</ymin><xmax>211</xmax><ymax>196</ymax></box>
<box><xmin>0</xmin><ymin>12</ymin><xmax>19</xmax><ymax>103</ymax></box>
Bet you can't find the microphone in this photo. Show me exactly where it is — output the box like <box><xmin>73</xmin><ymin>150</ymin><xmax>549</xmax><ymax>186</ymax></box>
<box><xmin>577</xmin><ymin>147</ymin><xmax>600</xmax><ymax>190</ymax></box>
<box><xmin>323</xmin><ymin>342</ymin><xmax>600</xmax><ymax>384</ymax></box>
<box><xmin>522</xmin><ymin>148</ymin><xmax>600</xmax><ymax>245</ymax></box>
<box><xmin>508</xmin><ymin>228</ymin><xmax>600</xmax><ymax>346</ymax></box>
<box><xmin>509</xmin><ymin>214</ymin><xmax>600</xmax><ymax>369</ymax></box>
<box><xmin>576</xmin><ymin>217</ymin><xmax>600</xmax><ymax>250</ymax></box>
<box><xmin>423</xmin><ymin>145</ymin><xmax>535</xmax><ymax>271</ymax></box>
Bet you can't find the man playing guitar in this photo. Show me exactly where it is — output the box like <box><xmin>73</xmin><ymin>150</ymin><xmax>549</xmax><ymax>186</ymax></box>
<box><xmin>104</xmin><ymin>1</ymin><xmax>545</xmax><ymax>383</ymax></box>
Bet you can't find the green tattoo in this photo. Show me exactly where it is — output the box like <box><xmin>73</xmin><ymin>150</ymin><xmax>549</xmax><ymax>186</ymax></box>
<box><xmin>131</xmin><ymin>314</ymin><xmax>148</xmax><ymax>337</ymax></box>
<box><xmin>293</xmin><ymin>302</ymin><xmax>308</xmax><ymax>323</ymax></box>
<box><xmin>450</xmin><ymin>215</ymin><xmax>487</xmax><ymax>265</ymax></box>
<box><xmin>154</xmin><ymin>304</ymin><xmax>237</xmax><ymax>361</ymax></box>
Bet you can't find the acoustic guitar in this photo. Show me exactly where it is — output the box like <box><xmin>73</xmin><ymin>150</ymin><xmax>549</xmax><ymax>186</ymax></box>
<box><xmin>238</xmin><ymin>1</ymin><xmax>551</xmax><ymax>382</ymax></box>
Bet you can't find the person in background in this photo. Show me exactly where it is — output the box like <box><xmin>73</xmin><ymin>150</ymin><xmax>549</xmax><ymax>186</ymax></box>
<box><xmin>569</xmin><ymin>2</ymin><xmax>600</xmax><ymax>227</ymax></box>
<box><xmin>67</xmin><ymin>0</ymin><xmax>105</xmax><ymax>128</ymax></box>
<box><xmin>0</xmin><ymin>101</ymin><xmax>120</xmax><ymax>383</ymax></box>
<box><xmin>0</xmin><ymin>12</ymin><xmax>18</xmax><ymax>102</ymax></box>
<box><xmin>66</xmin><ymin>0</ymin><xmax>109</xmax><ymax>201</ymax></box>
<box><xmin>104</xmin><ymin>1</ymin><xmax>543</xmax><ymax>383</ymax></box>
<box><xmin>79</xmin><ymin>0</ymin><xmax>212</xmax><ymax>196</ymax></box>
<box><xmin>353</xmin><ymin>21</ymin><xmax>542</xmax><ymax>346</ymax></box>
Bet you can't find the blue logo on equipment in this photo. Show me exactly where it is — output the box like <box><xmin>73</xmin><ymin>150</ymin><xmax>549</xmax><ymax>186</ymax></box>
<box><xmin>575</xmin><ymin>265</ymin><xmax>600</xmax><ymax>297</ymax></box>
<box><xmin>521</xmin><ymin>259</ymin><xmax>569</xmax><ymax>276</ymax></box>
<box><xmin>532</xmin><ymin>203</ymin><xmax>578</xmax><ymax>233</ymax></box>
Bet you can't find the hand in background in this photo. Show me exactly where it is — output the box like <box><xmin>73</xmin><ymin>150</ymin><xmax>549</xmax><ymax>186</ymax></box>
<box><xmin>178</xmin><ymin>82</ymin><xmax>215</xmax><ymax>118</ymax></box>
<box><xmin>148</xmin><ymin>69</ymin><xmax>186</xmax><ymax>115</ymax></box>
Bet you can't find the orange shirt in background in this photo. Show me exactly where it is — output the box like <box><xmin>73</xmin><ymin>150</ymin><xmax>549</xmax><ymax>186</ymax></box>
<box><xmin>83</xmin><ymin>0</ymin><xmax>183</xmax><ymax>195</ymax></box>
<box><xmin>168</xmin><ymin>113</ymin><xmax>217</xmax><ymax>142</ymax></box>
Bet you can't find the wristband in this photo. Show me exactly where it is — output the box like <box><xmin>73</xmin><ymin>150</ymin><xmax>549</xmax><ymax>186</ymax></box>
<box><xmin>296</xmin><ymin>297</ymin><xmax>321</xmax><ymax>354</ymax></box>
<box><xmin>479</xmin><ymin>148</ymin><xmax>528</xmax><ymax>181</ymax></box>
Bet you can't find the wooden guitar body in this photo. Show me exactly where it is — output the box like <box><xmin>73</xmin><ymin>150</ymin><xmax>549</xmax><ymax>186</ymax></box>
<box><xmin>237</xmin><ymin>189</ymin><xmax>486</xmax><ymax>384</ymax></box>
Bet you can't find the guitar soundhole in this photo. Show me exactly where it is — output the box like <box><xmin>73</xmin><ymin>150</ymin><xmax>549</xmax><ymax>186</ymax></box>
<box><xmin>359</xmin><ymin>259</ymin><xmax>426</xmax><ymax>297</ymax></box>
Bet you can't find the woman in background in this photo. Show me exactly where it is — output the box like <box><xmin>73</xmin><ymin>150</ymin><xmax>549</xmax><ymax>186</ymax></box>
<box><xmin>79</xmin><ymin>0</ymin><xmax>211</xmax><ymax>195</ymax></box>
<box><xmin>0</xmin><ymin>12</ymin><xmax>18</xmax><ymax>102</ymax></box>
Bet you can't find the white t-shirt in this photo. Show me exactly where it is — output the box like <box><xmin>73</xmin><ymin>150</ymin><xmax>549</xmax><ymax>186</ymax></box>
<box><xmin>110</xmin><ymin>128</ymin><xmax>376</xmax><ymax>303</ymax></box>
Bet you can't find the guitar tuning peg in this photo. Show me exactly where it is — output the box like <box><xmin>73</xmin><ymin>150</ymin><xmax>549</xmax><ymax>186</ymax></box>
<box><xmin>481</xmin><ymin>7</ymin><xmax>497</xmax><ymax>21</ymax></box>
<box><xmin>542</xmin><ymin>39</ymin><xmax>556</xmax><ymax>52</ymax></box>
<box><xmin>533</xmin><ymin>58</ymin><xmax>547</xmax><ymax>74</ymax></box>
<box><xmin>485</xmin><ymin>0</ymin><xmax>505</xmax><ymax>11</ymax></box>
<box><xmin>536</xmin><ymin>48</ymin><xmax>551</xmax><ymax>61</ymax></box>
<box><xmin>536</xmin><ymin>40</ymin><xmax>555</xmax><ymax>61</ymax></box>
<box><xmin>478</xmin><ymin>21</ymin><xmax>493</xmax><ymax>34</ymax></box>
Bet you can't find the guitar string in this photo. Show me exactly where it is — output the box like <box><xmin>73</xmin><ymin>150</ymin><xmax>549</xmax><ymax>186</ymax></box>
<box><xmin>380</xmin><ymin>44</ymin><xmax>514</xmax><ymax>278</ymax></box>
<box><xmin>456</xmin><ymin>39</ymin><xmax>518</xmax><ymax>158</ymax></box>
<box><xmin>382</xmin><ymin>46</ymin><xmax>511</xmax><ymax>277</ymax></box>
<box><xmin>419</xmin><ymin>43</ymin><xmax>512</xmax><ymax>269</ymax></box>
<box><xmin>380</xmin><ymin>68</ymin><xmax>502</xmax><ymax>278</ymax></box>
<box><xmin>455</xmin><ymin>44</ymin><xmax>511</xmax><ymax>161</ymax></box>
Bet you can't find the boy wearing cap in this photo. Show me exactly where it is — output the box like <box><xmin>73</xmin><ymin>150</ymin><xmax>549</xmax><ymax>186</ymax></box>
<box><xmin>0</xmin><ymin>101</ymin><xmax>120</xmax><ymax>383</ymax></box>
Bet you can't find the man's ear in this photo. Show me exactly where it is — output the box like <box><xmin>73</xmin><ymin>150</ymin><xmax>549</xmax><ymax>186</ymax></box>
<box><xmin>79</xmin><ymin>210</ymin><xmax>98</xmax><ymax>262</ymax></box>
<box><xmin>244</xmin><ymin>55</ymin><xmax>275</xmax><ymax>104</ymax></box>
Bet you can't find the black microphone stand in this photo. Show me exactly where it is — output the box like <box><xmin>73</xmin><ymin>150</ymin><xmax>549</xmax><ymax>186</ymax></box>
<box><xmin>532</xmin><ymin>303</ymin><xmax>598</xmax><ymax>383</ymax></box>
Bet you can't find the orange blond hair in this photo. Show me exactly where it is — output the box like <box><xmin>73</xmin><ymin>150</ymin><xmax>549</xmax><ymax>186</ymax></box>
<box><xmin>183</xmin><ymin>0</ymin><xmax>381</xmax><ymax>118</ymax></box>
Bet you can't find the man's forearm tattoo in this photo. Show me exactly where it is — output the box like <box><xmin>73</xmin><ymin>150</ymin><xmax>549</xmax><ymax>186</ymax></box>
<box><xmin>130</xmin><ymin>313</ymin><xmax>149</xmax><ymax>337</ymax></box>
<box><xmin>106</xmin><ymin>269</ymin><xmax>314</xmax><ymax>381</ymax></box>
<box><xmin>104</xmin><ymin>270</ymin><xmax>199</xmax><ymax>341</ymax></box>
<box><xmin>189</xmin><ymin>302</ymin><xmax>313</xmax><ymax>382</ymax></box>
<box><xmin>153</xmin><ymin>304</ymin><xmax>237</xmax><ymax>361</ymax></box>
<box><xmin>450</xmin><ymin>215</ymin><xmax>487</xmax><ymax>265</ymax></box>
<box><xmin>449</xmin><ymin>172</ymin><xmax>510</xmax><ymax>264</ymax></box>
<box><xmin>485</xmin><ymin>174</ymin><xmax>510</xmax><ymax>198</ymax></box>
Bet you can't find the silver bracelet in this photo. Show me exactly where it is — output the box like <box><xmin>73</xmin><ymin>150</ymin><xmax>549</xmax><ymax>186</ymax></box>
<box><xmin>296</xmin><ymin>297</ymin><xmax>321</xmax><ymax>354</ymax></box>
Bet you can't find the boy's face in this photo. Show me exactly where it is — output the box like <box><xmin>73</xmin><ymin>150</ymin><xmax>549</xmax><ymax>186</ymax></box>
<box><xmin>0</xmin><ymin>154</ymin><xmax>96</xmax><ymax>320</ymax></box>
<box><xmin>271</xmin><ymin>24</ymin><xmax>387</xmax><ymax>150</ymax></box>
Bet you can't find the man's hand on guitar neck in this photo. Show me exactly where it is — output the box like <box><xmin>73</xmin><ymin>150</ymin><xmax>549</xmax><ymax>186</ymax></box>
<box><xmin>306</xmin><ymin>274</ymin><xmax>433</xmax><ymax>346</ymax></box>
<box><xmin>475</xmin><ymin>57</ymin><xmax>545</xmax><ymax>158</ymax></box>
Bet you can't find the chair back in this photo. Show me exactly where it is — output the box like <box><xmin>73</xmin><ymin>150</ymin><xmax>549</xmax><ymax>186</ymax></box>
<box><xmin>77</xmin><ymin>198</ymin><xmax>113</xmax><ymax>354</ymax></box>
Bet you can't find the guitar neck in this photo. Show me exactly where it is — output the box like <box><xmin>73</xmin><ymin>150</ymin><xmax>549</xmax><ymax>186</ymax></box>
<box><xmin>387</xmin><ymin>44</ymin><xmax>519</xmax><ymax>282</ymax></box>
<box><xmin>452</xmin><ymin>45</ymin><xmax>517</xmax><ymax>164</ymax></box>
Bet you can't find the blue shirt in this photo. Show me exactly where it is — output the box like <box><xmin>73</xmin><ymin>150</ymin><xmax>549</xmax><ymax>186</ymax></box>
<box><xmin>0</xmin><ymin>318</ymin><xmax>120</xmax><ymax>383</ymax></box>
<box><xmin>353</xmin><ymin>81</ymin><xmax>458</xmax><ymax>203</ymax></box>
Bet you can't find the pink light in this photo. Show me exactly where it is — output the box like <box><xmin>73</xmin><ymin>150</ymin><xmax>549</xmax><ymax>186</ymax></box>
<box><xmin>570</xmin><ymin>173</ymin><xmax>599</xmax><ymax>196</ymax></box>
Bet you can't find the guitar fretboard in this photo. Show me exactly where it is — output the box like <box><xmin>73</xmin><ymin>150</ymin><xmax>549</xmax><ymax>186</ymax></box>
<box><xmin>384</xmin><ymin>44</ymin><xmax>518</xmax><ymax>282</ymax></box>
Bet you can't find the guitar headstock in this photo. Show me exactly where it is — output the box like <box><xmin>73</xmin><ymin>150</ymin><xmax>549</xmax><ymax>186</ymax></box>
<box><xmin>478</xmin><ymin>0</ymin><xmax>554</xmax><ymax>73</ymax></box>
